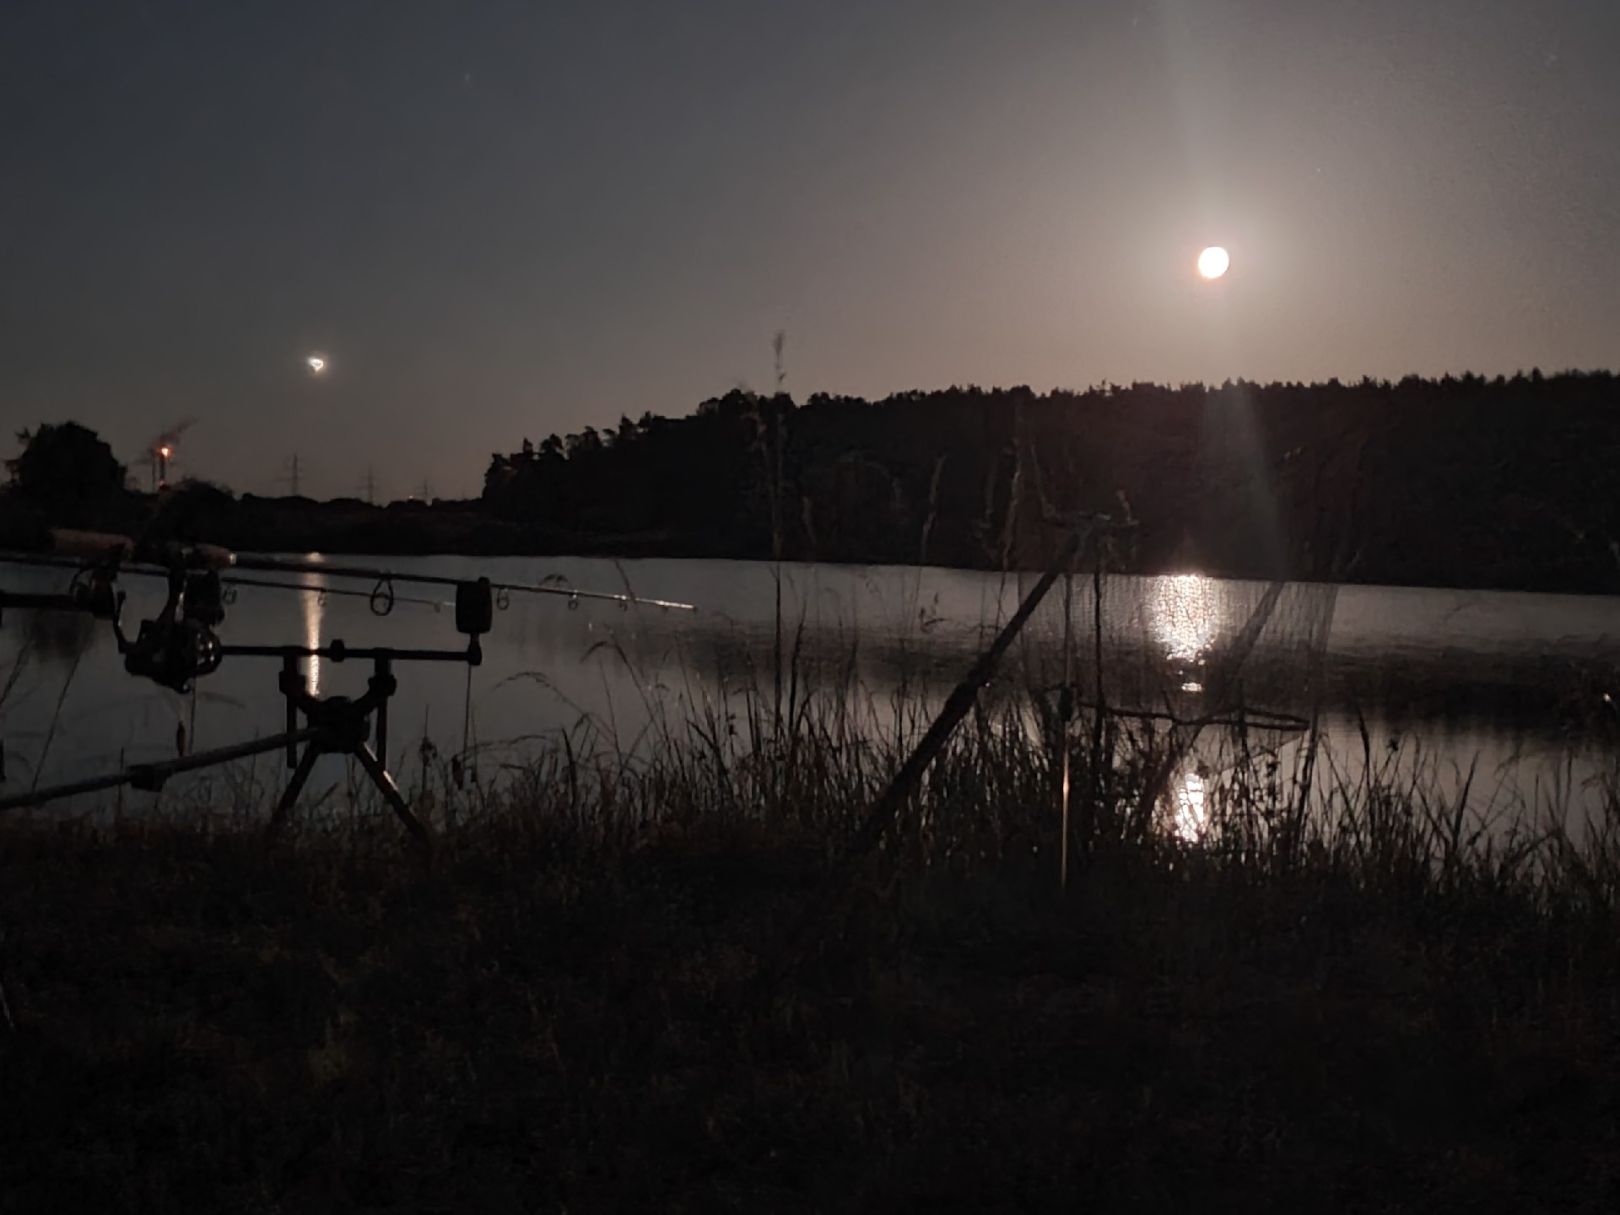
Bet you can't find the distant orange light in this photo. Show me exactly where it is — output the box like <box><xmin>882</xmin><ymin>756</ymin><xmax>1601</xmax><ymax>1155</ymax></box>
<box><xmin>159</xmin><ymin>445</ymin><xmax>173</xmax><ymax>459</ymax></box>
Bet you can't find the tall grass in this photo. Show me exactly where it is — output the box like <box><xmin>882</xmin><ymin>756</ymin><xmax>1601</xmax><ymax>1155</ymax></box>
<box><xmin>179</xmin><ymin>620</ymin><xmax>1617</xmax><ymax>937</ymax></box>
<box><xmin>8</xmin><ymin>600</ymin><xmax>1620</xmax><ymax>1209</ymax></box>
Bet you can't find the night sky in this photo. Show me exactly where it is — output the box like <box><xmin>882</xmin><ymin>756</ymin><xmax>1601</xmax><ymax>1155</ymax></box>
<box><xmin>4</xmin><ymin>1</ymin><xmax>1618</xmax><ymax>499</ymax></box>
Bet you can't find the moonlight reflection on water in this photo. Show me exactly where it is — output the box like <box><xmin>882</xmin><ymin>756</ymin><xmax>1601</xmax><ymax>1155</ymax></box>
<box><xmin>1149</xmin><ymin>574</ymin><xmax>1223</xmax><ymax>663</ymax></box>
<box><xmin>1149</xmin><ymin>574</ymin><xmax>1227</xmax><ymax>695</ymax></box>
<box><xmin>1173</xmin><ymin>769</ymin><xmax>1209</xmax><ymax>841</ymax></box>
<box><xmin>300</xmin><ymin>587</ymin><xmax>323</xmax><ymax>696</ymax></box>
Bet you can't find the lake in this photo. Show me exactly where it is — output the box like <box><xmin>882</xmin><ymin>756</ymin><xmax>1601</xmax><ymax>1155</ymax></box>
<box><xmin>3</xmin><ymin>555</ymin><xmax>1618</xmax><ymax>829</ymax></box>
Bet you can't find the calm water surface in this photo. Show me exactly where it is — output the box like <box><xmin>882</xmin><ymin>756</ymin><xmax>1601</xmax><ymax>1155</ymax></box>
<box><xmin>3</xmin><ymin>556</ymin><xmax>1617</xmax><ymax>827</ymax></box>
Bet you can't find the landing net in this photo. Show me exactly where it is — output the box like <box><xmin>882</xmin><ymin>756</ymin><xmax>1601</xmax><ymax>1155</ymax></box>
<box><xmin>1015</xmin><ymin>570</ymin><xmax>1340</xmax><ymax>733</ymax></box>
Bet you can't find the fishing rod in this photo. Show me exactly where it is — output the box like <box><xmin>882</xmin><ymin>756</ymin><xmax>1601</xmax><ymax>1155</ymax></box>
<box><xmin>0</xmin><ymin>553</ymin><xmax>450</xmax><ymax>612</ymax></box>
<box><xmin>21</xmin><ymin>529</ymin><xmax>698</xmax><ymax>612</ymax></box>
<box><xmin>218</xmin><ymin>574</ymin><xmax>450</xmax><ymax>611</ymax></box>
<box><xmin>231</xmin><ymin>554</ymin><xmax>698</xmax><ymax>612</ymax></box>
<box><xmin>0</xmin><ymin>528</ymin><xmax>698</xmax><ymax>845</ymax></box>
<box><xmin>0</xmin><ymin>529</ymin><xmax>696</xmax><ymax>695</ymax></box>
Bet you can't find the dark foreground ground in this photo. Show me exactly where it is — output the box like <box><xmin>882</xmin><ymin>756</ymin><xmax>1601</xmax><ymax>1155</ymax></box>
<box><xmin>2</xmin><ymin>815</ymin><xmax>1618</xmax><ymax>1213</ymax></box>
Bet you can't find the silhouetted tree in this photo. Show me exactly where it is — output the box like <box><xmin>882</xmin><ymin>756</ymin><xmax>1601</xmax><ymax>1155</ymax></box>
<box><xmin>7</xmin><ymin>422</ymin><xmax>128</xmax><ymax>509</ymax></box>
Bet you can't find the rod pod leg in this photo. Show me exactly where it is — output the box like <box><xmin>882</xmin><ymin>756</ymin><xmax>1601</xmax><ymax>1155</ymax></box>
<box><xmin>352</xmin><ymin>743</ymin><xmax>433</xmax><ymax>858</ymax></box>
<box><xmin>267</xmin><ymin>744</ymin><xmax>320</xmax><ymax>837</ymax></box>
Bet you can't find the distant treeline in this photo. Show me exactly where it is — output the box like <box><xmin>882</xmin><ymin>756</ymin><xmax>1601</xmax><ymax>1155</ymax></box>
<box><xmin>482</xmin><ymin>371</ymin><xmax>1620</xmax><ymax>591</ymax></box>
<box><xmin>8</xmin><ymin>372</ymin><xmax>1620</xmax><ymax>592</ymax></box>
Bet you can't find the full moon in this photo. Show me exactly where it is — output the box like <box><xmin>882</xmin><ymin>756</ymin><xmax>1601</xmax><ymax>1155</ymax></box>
<box><xmin>1197</xmin><ymin>246</ymin><xmax>1231</xmax><ymax>280</ymax></box>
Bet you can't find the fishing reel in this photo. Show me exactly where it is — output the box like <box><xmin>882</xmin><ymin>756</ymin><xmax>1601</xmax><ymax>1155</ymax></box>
<box><xmin>118</xmin><ymin>568</ymin><xmax>225</xmax><ymax>693</ymax></box>
<box><xmin>0</xmin><ymin>562</ymin><xmax>123</xmax><ymax>627</ymax></box>
<box><xmin>69</xmin><ymin>564</ymin><xmax>124</xmax><ymax>621</ymax></box>
<box><xmin>121</xmin><ymin>617</ymin><xmax>222</xmax><ymax>694</ymax></box>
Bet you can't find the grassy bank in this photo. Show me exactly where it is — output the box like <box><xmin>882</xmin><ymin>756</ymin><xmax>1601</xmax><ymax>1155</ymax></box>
<box><xmin>4</xmin><ymin>693</ymin><xmax>1620</xmax><ymax>1213</ymax></box>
